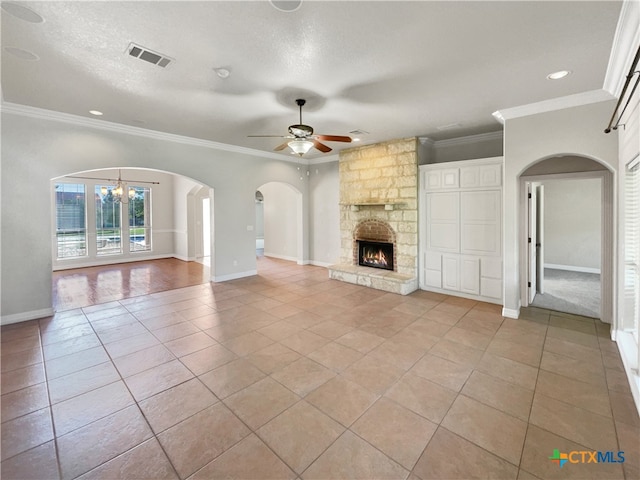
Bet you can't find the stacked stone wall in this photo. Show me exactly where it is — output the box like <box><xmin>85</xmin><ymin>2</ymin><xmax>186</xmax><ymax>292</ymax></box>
<box><xmin>339</xmin><ymin>137</ymin><xmax>418</xmax><ymax>277</ymax></box>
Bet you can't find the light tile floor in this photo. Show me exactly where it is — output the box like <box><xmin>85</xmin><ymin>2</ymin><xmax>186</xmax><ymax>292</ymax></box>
<box><xmin>1</xmin><ymin>257</ymin><xmax>638</xmax><ymax>479</ymax></box>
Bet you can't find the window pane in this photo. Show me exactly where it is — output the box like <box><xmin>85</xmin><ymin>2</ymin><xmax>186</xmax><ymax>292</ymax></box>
<box><xmin>129</xmin><ymin>186</ymin><xmax>151</xmax><ymax>252</ymax></box>
<box><xmin>95</xmin><ymin>185</ymin><xmax>122</xmax><ymax>255</ymax></box>
<box><xmin>55</xmin><ymin>183</ymin><xmax>87</xmax><ymax>258</ymax></box>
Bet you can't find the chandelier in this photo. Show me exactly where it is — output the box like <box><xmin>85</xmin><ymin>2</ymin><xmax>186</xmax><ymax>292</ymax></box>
<box><xmin>65</xmin><ymin>169</ymin><xmax>160</xmax><ymax>203</ymax></box>
<box><xmin>100</xmin><ymin>169</ymin><xmax>135</xmax><ymax>203</ymax></box>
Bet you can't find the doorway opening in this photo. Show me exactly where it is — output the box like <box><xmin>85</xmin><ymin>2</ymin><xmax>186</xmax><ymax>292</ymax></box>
<box><xmin>519</xmin><ymin>156</ymin><xmax>613</xmax><ymax>321</ymax></box>
<box><xmin>255</xmin><ymin>182</ymin><xmax>303</xmax><ymax>269</ymax></box>
<box><xmin>255</xmin><ymin>190</ymin><xmax>264</xmax><ymax>257</ymax></box>
<box><xmin>525</xmin><ymin>178</ymin><xmax>602</xmax><ymax>318</ymax></box>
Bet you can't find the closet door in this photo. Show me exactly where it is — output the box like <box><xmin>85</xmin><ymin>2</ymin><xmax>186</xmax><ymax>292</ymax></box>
<box><xmin>442</xmin><ymin>254</ymin><xmax>460</xmax><ymax>291</ymax></box>
<box><xmin>460</xmin><ymin>190</ymin><xmax>500</xmax><ymax>256</ymax></box>
<box><xmin>460</xmin><ymin>256</ymin><xmax>480</xmax><ymax>295</ymax></box>
<box><xmin>426</xmin><ymin>192</ymin><xmax>459</xmax><ymax>253</ymax></box>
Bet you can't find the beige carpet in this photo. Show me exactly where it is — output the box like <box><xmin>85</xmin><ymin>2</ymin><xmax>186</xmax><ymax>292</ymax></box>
<box><xmin>531</xmin><ymin>268</ymin><xmax>600</xmax><ymax>318</ymax></box>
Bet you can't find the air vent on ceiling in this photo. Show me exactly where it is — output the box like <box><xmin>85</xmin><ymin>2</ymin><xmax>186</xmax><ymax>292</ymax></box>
<box><xmin>127</xmin><ymin>43</ymin><xmax>173</xmax><ymax>68</ymax></box>
<box><xmin>349</xmin><ymin>129</ymin><xmax>370</xmax><ymax>136</ymax></box>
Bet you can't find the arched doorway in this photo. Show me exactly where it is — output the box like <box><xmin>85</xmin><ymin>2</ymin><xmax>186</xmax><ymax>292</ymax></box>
<box><xmin>51</xmin><ymin>167</ymin><xmax>214</xmax><ymax>271</ymax></box>
<box><xmin>518</xmin><ymin>155</ymin><xmax>614</xmax><ymax>322</ymax></box>
<box><xmin>255</xmin><ymin>181</ymin><xmax>304</xmax><ymax>266</ymax></box>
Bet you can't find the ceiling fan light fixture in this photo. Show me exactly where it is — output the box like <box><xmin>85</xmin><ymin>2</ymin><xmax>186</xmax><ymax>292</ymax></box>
<box><xmin>288</xmin><ymin>139</ymin><xmax>314</xmax><ymax>156</ymax></box>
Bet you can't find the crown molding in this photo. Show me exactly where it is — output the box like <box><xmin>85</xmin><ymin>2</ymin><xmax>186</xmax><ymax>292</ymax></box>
<box><xmin>432</xmin><ymin>130</ymin><xmax>503</xmax><ymax>149</ymax></box>
<box><xmin>0</xmin><ymin>102</ymin><xmax>308</xmax><ymax>164</ymax></box>
<box><xmin>603</xmin><ymin>0</ymin><xmax>640</xmax><ymax>97</ymax></box>
<box><xmin>493</xmin><ymin>89</ymin><xmax>615</xmax><ymax>122</ymax></box>
<box><xmin>417</xmin><ymin>137</ymin><xmax>435</xmax><ymax>146</ymax></box>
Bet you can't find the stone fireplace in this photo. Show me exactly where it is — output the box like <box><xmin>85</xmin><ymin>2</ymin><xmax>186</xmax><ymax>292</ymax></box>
<box><xmin>328</xmin><ymin>137</ymin><xmax>419</xmax><ymax>294</ymax></box>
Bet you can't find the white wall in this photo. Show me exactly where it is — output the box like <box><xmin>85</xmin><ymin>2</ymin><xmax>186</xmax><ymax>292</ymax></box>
<box><xmin>309</xmin><ymin>161</ymin><xmax>341</xmax><ymax>266</ymax></box>
<box><xmin>260</xmin><ymin>182</ymin><xmax>300</xmax><ymax>262</ymax></box>
<box><xmin>542</xmin><ymin>178</ymin><xmax>601</xmax><ymax>271</ymax></box>
<box><xmin>502</xmin><ymin>100</ymin><xmax>618</xmax><ymax>320</ymax></box>
<box><xmin>1</xmin><ymin>109</ymin><xmax>309</xmax><ymax>321</ymax></box>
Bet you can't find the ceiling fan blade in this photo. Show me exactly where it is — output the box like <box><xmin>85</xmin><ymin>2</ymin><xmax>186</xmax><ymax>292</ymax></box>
<box><xmin>274</xmin><ymin>142</ymin><xmax>290</xmax><ymax>151</ymax></box>
<box><xmin>315</xmin><ymin>134</ymin><xmax>352</xmax><ymax>143</ymax></box>
<box><xmin>312</xmin><ymin>140</ymin><xmax>332</xmax><ymax>153</ymax></box>
<box><xmin>248</xmin><ymin>135</ymin><xmax>288</xmax><ymax>138</ymax></box>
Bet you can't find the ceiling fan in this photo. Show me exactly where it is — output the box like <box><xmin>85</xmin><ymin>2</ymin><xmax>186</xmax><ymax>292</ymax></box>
<box><xmin>249</xmin><ymin>99</ymin><xmax>352</xmax><ymax>156</ymax></box>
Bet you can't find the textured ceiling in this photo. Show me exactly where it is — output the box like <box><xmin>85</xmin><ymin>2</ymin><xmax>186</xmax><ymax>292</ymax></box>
<box><xmin>1</xmin><ymin>1</ymin><xmax>622</xmax><ymax>159</ymax></box>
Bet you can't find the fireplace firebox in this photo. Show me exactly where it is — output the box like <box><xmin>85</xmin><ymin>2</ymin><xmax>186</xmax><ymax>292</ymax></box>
<box><xmin>358</xmin><ymin>240</ymin><xmax>394</xmax><ymax>271</ymax></box>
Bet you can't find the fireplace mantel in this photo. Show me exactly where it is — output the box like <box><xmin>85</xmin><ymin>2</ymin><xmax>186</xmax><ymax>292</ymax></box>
<box><xmin>341</xmin><ymin>201</ymin><xmax>406</xmax><ymax>211</ymax></box>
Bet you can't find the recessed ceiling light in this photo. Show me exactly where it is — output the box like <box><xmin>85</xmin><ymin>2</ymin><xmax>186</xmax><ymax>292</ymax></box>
<box><xmin>352</xmin><ymin>138</ymin><xmax>361</xmax><ymax>142</ymax></box>
<box><xmin>3</xmin><ymin>46</ymin><xmax>39</xmax><ymax>61</ymax></box>
<box><xmin>547</xmin><ymin>70</ymin><xmax>571</xmax><ymax>80</ymax></box>
<box><xmin>89</xmin><ymin>110</ymin><xmax>103</xmax><ymax>116</ymax></box>
<box><xmin>1</xmin><ymin>2</ymin><xmax>44</xmax><ymax>23</ymax></box>
<box><xmin>214</xmin><ymin>67</ymin><xmax>230</xmax><ymax>79</ymax></box>
<box><xmin>269</xmin><ymin>1</ymin><xmax>302</xmax><ymax>12</ymax></box>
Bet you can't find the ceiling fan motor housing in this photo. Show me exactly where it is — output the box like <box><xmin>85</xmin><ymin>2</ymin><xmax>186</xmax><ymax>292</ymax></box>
<box><xmin>288</xmin><ymin>124</ymin><xmax>314</xmax><ymax>137</ymax></box>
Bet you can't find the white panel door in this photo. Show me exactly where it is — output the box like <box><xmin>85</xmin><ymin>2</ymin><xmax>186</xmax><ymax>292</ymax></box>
<box><xmin>528</xmin><ymin>183</ymin><xmax>538</xmax><ymax>303</ymax></box>
<box><xmin>425</xmin><ymin>171</ymin><xmax>441</xmax><ymax>190</ymax></box>
<box><xmin>441</xmin><ymin>169</ymin><xmax>459</xmax><ymax>188</ymax></box>
<box><xmin>460</xmin><ymin>167</ymin><xmax>480</xmax><ymax>188</ymax></box>
<box><xmin>426</xmin><ymin>192</ymin><xmax>459</xmax><ymax>253</ymax></box>
<box><xmin>460</xmin><ymin>256</ymin><xmax>480</xmax><ymax>295</ymax></box>
<box><xmin>536</xmin><ymin>185</ymin><xmax>544</xmax><ymax>294</ymax></box>
<box><xmin>460</xmin><ymin>190</ymin><xmax>500</xmax><ymax>256</ymax></box>
<box><xmin>479</xmin><ymin>164</ymin><xmax>502</xmax><ymax>187</ymax></box>
<box><xmin>442</xmin><ymin>255</ymin><xmax>460</xmax><ymax>291</ymax></box>
<box><xmin>424</xmin><ymin>252</ymin><xmax>442</xmax><ymax>288</ymax></box>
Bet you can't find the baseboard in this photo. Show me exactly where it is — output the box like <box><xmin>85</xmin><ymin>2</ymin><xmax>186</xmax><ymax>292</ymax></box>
<box><xmin>2</xmin><ymin>307</ymin><xmax>55</xmax><ymax>325</ymax></box>
<box><xmin>264</xmin><ymin>253</ymin><xmax>299</xmax><ymax>263</ymax></box>
<box><xmin>173</xmin><ymin>254</ymin><xmax>196</xmax><ymax>262</ymax></box>
<box><xmin>213</xmin><ymin>270</ymin><xmax>257</xmax><ymax>282</ymax></box>
<box><xmin>544</xmin><ymin>263</ymin><xmax>601</xmax><ymax>274</ymax></box>
<box><xmin>309</xmin><ymin>260</ymin><xmax>331</xmax><ymax>268</ymax></box>
<box><xmin>502</xmin><ymin>306</ymin><xmax>520</xmax><ymax>319</ymax></box>
<box><xmin>53</xmin><ymin>253</ymin><xmax>176</xmax><ymax>271</ymax></box>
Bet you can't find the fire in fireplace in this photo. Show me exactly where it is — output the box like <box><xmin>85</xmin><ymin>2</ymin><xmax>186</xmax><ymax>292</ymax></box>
<box><xmin>358</xmin><ymin>240</ymin><xmax>394</xmax><ymax>271</ymax></box>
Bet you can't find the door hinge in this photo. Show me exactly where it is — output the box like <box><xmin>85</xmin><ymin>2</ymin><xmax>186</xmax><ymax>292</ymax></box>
<box><xmin>528</xmin><ymin>237</ymin><xmax>531</xmax><ymax>243</ymax></box>
<box><xmin>528</xmin><ymin>281</ymin><xmax>532</xmax><ymax>287</ymax></box>
<box><xmin>528</xmin><ymin>193</ymin><xmax>532</xmax><ymax>199</ymax></box>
